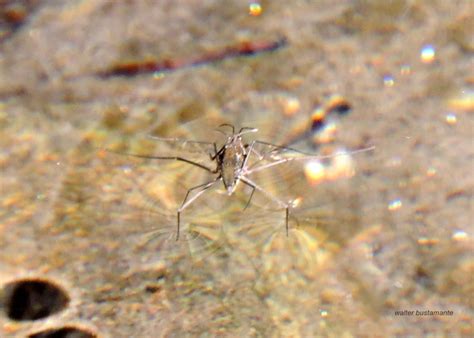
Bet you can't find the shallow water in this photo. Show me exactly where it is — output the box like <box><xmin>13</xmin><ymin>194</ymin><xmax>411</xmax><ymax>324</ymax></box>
<box><xmin>0</xmin><ymin>1</ymin><xmax>472</xmax><ymax>337</ymax></box>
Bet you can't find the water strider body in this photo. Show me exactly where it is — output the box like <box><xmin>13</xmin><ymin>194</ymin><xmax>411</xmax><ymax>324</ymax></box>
<box><xmin>219</xmin><ymin>132</ymin><xmax>246</xmax><ymax>195</ymax></box>
<box><xmin>215</xmin><ymin>124</ymin><xmax>249</xmax><ymax>195</ymax></box>
<box><xmin>107</xmin><ymin>123</ymin><xmax>374</xmax><ymax>241</ymax></box>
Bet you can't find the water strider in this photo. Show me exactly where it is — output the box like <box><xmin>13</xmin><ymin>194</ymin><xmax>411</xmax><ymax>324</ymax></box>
<box><xmin>107</xmin><ymin>123</ymin><xmax>374</xmax><ymax>241</ymax></box>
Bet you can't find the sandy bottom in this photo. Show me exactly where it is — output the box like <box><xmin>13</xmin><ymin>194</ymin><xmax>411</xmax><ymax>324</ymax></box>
<box><xmin>0</xmin><ymin>1</ymin><xmax>472</xmax><ymax>337</ymax></box>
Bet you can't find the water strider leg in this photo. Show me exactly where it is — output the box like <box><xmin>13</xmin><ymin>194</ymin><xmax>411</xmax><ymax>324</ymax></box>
<box><xmin>243</xmin><ymin>139</ymin><xmax>315</xmax><ymax>173</ymax></box>
<box><xmin>239</xmin><ymin>176</ymin><xmax>290</xmax><ymax>236</ymax></box>
<box><xmin>210</xmin><ymin>142</ymin><xmax>219</xmax><ymax>160</ymax></box>
<box><xmin>240</xmin><ymin>140</ymin><xmax>257</xmax><ymax>210</ymax></box>
<box><xmin>249</xmin><ymin>146</ymin><xmax>264</xmax><ymax>160</ymax></box>
<box><xmin>219</xmin><ymin>123</ymin><xmax>235</xmax><ymax>134</ymax></box>
<box><xmin>105</xmin><ymin>149</ymin><xmax>216</xmax><ymax>173</ymax></box>
<box><xmin>147</xmin><ymin>135</ymin><xmax>216</xmax><ymax>147</ymax></box>
<box><xmin>176</xmin><ymin>177</ymin><xmax>221</xmax><ymax>240</ymax></box>
<box><xmin>237</xmin><ymin>127</ymin><xmax>258</xmax><ymax>137</ymax></box>
<box><xmin>242</xmin><ymin>140</ymin><xmax>256</xmax><ymax>165</ymax></box>
<box><xmin>211</xmin><ymin>143</ymin><xmax>226</xmax><ymax>161</ymax></box>
<box><xmin>238</xmin><ymin>127</ymin><xmax>258</xmax><ymax>133</ymax></box>
<box><xmin>245</xmin><ymin>146</ymin><xmax>376</xmax><ymax>175</ymax></box>
<box><xmin>240</xmin><ymin>180</ymin><xmax>256</xmax><ymax>210</ymax></box>
<box><xmin>252</xmin><ymin>140</ymin><xmax>313</xmax><ymax>156</ymax></box>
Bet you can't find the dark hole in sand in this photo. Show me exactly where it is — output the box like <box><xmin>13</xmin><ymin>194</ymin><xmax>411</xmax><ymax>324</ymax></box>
<box><xmin>2</xmin><ymin>279</ymin><xmax>70</xmax><ymax>320</ymax></box>
<box><xmin>28</xmin><ymin>326</ymin><xmax>97</xmax><ymax>338</ymax></box>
